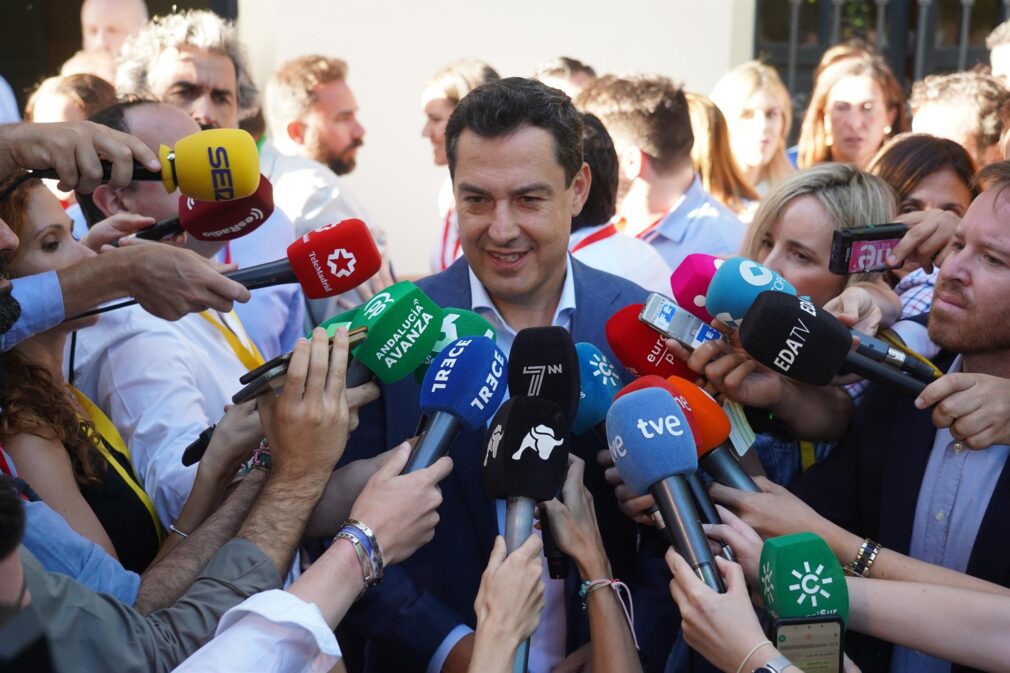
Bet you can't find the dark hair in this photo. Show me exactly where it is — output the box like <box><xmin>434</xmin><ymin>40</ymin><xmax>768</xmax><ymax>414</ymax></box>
<box><xmin>0</xmin><ymin>475</ymin><xmax>25</xmax><ymax>558</ymax></box>
<box><xmin>445</xmin><ymin>77</ymin><xmax>584</xmax><ymax>186</ymax></box>
<box><xmin>78</xmin><ymin>96</ymin><xmax>158</xmax><ymax>227</ymax></box>
<box><xmin>867</xmin><ymin>133</ymin><xmax>978</xmax><ymax>205</ymax></box>
<box><xmin>572</xmin><ymin>113</ymin><xmax>617</xmax><ymax>231</ymax></box>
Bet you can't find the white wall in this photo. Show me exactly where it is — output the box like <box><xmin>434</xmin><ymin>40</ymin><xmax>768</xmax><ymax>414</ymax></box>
<box><xmin>238</xmin><ymin>0</ymin><xmax>755</xmax><ymax>277</ymax></box>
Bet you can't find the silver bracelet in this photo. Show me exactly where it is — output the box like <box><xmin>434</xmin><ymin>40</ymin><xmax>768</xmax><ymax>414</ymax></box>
<box><xmin>344</xmin><ymin>518</ymin><xmax>384</xmax><ymax>583</ymax></box>
<box><xmin>334</xmin><ymin>532</ymin><xmax>374</xmax><ymax>598</ymax></box>
<box><xmin>169</xmin><ymin>524</ymin><xmax>190</xmax><ymax>539</ymax></box>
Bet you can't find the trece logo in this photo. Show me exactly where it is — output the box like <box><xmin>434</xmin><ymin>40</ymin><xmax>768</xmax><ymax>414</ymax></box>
<box><xmin>362</xmin><ymin>292</ymin><xmax>394</xmax><ymax>320</ymax></box>
<box><xmin>484</xmin><ymin>424</ymin><xmax>503</xmax><ymax>466</ymax></box>
<box><xmin>327</xmin><ymin>249</ymin><xmax>357</xmax><ymax>278</ymax></box>
<box><xmin>787</xmin><ymin>560</ymin><xmax>835</xmax><ymax>610</ymax></box>
<box><xmin>590</xmin><ymin>352</ymin><xmax>620</xmax><ymax>387</ymax></box>
<box><xmin>512</xmin><ymin>425</ymin><xmax>564</xmax><ymax>461</ymax></box>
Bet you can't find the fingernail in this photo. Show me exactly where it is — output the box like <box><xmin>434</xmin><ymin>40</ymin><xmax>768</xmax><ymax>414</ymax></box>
<box><xmin>886</xmin><ymin>254</ymin><xmax>898</xmax><ymax>267</ymax></box>
<box><xmin>914</xmin><ymin>397</ymin><xmax>925</xmax><ymax>409</ymax></box>
<box><xmin>147</xmin><ymin>159</ymin><xmax>162</xmax><ymax>170</ymax></box>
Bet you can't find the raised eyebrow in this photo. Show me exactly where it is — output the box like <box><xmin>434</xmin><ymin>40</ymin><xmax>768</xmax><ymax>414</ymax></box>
<box><xmin>34</xmin><ymin>223</ymin><xmax>66</xmax><ymax>240</ymax></box>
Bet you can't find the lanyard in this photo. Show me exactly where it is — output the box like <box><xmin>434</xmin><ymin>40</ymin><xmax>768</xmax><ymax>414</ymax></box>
<box><xmin>199</xmin><ymin>311</ymin><xmax>265</xmax><ymax>371</ymax></box>
<box><xmin>70</xmin><ymin>387</ymin><xmax>165</xmax><ymax>542</ymax></box>
<box><xmin>570</xmin><ymin>223</ymin><xmax>619</xmax><ymax>254</ymax></box>
<box><xmin>613</xmin><ymin>214</ymin><xmax>665</xmax><ymax>241</ymax></box>
<box><xmin>440</xmin><ymin>209</ymin><xmax>462</xmax><ymax>271</ymax></box>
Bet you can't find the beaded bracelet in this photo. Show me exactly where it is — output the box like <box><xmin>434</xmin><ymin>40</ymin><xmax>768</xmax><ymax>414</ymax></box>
<box><xmin>579</xmin><ymin>579</ymin><xmax>639</xmax><ymax>650</ymax></box>
<box><xmin>249</xmin><ymin>439</ymin><xmax>272</xmax><ymax>472</ymax></box>
<box><xmin>844</xmin><ymin>538</ymin><xmax>882</xmax><ymax>578</ymax></box>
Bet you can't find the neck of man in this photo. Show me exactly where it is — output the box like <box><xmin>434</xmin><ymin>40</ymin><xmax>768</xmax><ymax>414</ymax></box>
<box><xmin>962</xmin><ymin>350</ymin><xmax>1010</xmax><ymax>379</ymax></box>
<box><xmin>488</xmin><ymin>266</ymin><xmax>567</xmax><ymax>334</ymax></box>
<box><xmin>15</xmin><ymin>330</ymin><xmax>67</xmax><ymax>384</ymax></box>
<box><xmin>617</xmin><ymin>163</ymin><xmax>695</xmax><ymax>236</ymax></box>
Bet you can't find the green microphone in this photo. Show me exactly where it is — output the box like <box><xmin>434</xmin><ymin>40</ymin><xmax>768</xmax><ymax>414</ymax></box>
<box><xmin>315</xmin><ymin>307</ymin><xmax>360</xmax><ymax>337</ymax></box>
<box><xmin>759</xmin><ymin>532</ymin><xmax>847</xmax><ymax>672</ymax></box>
<box><xmin>413</xmin><ymin>308</ymin><xmax>497</xmax><ymax>383</ymax></box>
<box><xmin>347</xmin><ymin>281</ymin><xmax>444</xmax><ymax>386</ymax></box>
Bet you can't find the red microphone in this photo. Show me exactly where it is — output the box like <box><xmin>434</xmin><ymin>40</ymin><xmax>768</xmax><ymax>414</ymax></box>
<box><xmin>134</xmin><ymin>175</ymin><xmax>273</xmax><ymax>243</ymax></box>
<box><xmin>605</xmin><ymin>304</ymin><xmax>694</xmax><ymax>379</ymax></box>
<box><xmin>669</xmin><ymin>253</ymin><xmax>722</xmax><ymax>324</ymax></box>
<box><xmin>227</xmin><ymin>219</ymin><xmax>381</xmax><ymax>299</ymax></box>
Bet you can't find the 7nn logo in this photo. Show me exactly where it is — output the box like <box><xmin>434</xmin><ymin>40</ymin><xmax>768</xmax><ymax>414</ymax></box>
<box><xmin>788</xmin><ymin>561</ymin><xmax>834</xmax><ymax>608</ymax></box>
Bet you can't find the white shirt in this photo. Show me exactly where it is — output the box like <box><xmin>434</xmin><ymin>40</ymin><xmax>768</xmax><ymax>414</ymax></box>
<box><xmin>70</xmin><ymin>306</ymin><xmax>252</xmax><ymax>527</ymax></box>
<box><xmin>260</xmin><ymin>140</ymin><xmax>389</xmax><ymax>325</ymax></box>
<box><xmin>569</xmin><ymin>222</ymin><xmax>672</xmax><ymax>296</ymax></box>
<box><xmin>0</xmin><ymin>75</ymin><xmax>20</xmax><ymax>124</ymax></box>
<box><xmin>172</xmin><ymin>590</ymin><xmax>341</xmax><ymax>673</ymax></box>
<box><xmin>430</xmin><ymin>176</ymin><xmax>462</xmax><ymax>273</ymax></box>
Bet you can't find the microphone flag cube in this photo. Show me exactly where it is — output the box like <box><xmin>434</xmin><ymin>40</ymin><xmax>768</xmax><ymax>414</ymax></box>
<box><xmin>605</xmin><ymin>388</ymin><xmax>698</xmax><ymax>496</ymax></box>
<box><xmin>164</xmin><ymin>128</ymin><xmax>260</xmax><ymax>201</ymax></box>
<box><xmin>705</xmin><ymin>257</ymin><xmax>796</xmax><ymax>328</ymax></box>
<box><xmin>288</xmin><ymin>219</ymin><xmax>382</xmax><ymax>300</ymax></box>
<box><xmin>350</xmin><ymin>281</ymin><xmax>444</xmax><ymax>383</ymax></box>
<box><xmin>414</xmin><ymin>309</ymin><xmax>497</xmax><ymax>383</ymax></box>
<box><xmin>670</xmin><ymin>253</ymin><xmax>723</xmax><ymax>324</ymax></box>
<box><xmin>178</xmin><ymin>174</ymin><xmax>272</xmax><ymax>241</ymax></box>
<box><xmin>508</xmin><ymin>326</ymin><xmax>581</xmax><ymax>425</ymax></box>
<box><xmin>605</xmin><ymin>304</ymin><xmax>694</xmax><ymax>379</ymax></box>
<box><xmin>420</xmin><ymin>336</ymin><xmax>507</xmax><ymax>430</ymax></box>
<box><xmin>760</xmin><ymin>532</ymin><xmax>849</xmax><ymax>621</ymax></box>
<box><xmin>482</xmin><ymin>396</ymin><xmax>569</xmax><ymax>502</ymax></box>
<box><xmin>571</xmin><ymin>342</ymin><xmax>622</xmax><ymax>436</ymax></box>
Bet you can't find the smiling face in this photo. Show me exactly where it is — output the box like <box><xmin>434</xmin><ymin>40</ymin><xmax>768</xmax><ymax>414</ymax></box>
<box><xmin>824</xmin><ymin>75</ymin><xmax>894</xmax><ymax>169</ymax></box>
<box><xmin>929</xmin><ymin>186</ymin><xmax>1010</xmax><ymax>355</ymax></box>
<box><xmin>149</xmin><ymin>45</ymin><xmax>239</xmax><ymax>130</ymax></box>
<box><xmin>755</xmin><ymin>194</ymin><xmax>846</xmax><ymax>306</ymax></box>
<box><xmin>454</xmin><ymin>124</ymin><xmax>589</xmax><ymax>313</ymax></box>
<box><xmin>730</xmin><ymin>88</ymin><xmax>785</xmax><ymax>172</ymax></box>
<box><xmin>421</xmin><ymin>94</ymin><xmax>454</xmax><ymax>166</ymax></box>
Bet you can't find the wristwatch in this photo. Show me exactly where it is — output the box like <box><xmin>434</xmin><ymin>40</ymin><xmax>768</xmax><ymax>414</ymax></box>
<box><xmin>753</xmin><ymin>655</ymin><xmax>793</xmax><ymax>673</ymax></box>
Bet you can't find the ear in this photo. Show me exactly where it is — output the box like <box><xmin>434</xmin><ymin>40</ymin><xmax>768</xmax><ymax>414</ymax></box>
<box><xmin>90</xmin><ymin>185</ymin><xmax>128</xmax><ymax>218</ymax></box>
<box><xmin>286</xmin><ymin>119</ymin><xmax>307</xmax><ymax>146</ymax></box>
<box><xmin>569</xmin><ymin>162</ymin><xmax>592</xmax><ymax>217</ymax></box>
<box><xmin>618</xmin><ymin>145</ymin><xmax>645</xmax><ymax>182</ymax></box>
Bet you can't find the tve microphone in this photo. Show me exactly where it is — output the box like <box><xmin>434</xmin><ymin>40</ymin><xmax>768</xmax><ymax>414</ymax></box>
<box><xmin>405</xmin><ymin>337</ymin><xmax>507</xmax><ymax>473</ymax></box>
<box><xmin>605</xmin><ymin>304</ymin><xmax>694</xmax><ymax>379</ymax></box>
<box><xmin>135</xmin><ymin>174</ymin><xmax>273</xmax><ymax>242</ymax></box>
<box><xmin>705</xmin><ymin>257</ymin><xmax>796</xmax><ymax>328</ymax></box>
<box><xmin>739</xmin><ymin>292</ymin><xmax>927</xmax><ymax>397</ymax></box>
<box><xmin>571</xmin><ymin>342</ymin><xmax>622</xmax><ymax>436</ymax></box>
<box><xmin>414</xmin><ymin>309</ymin><xmax>496</xmax><ymax>383</ymax></box>
<box><xmin>228</xmin><ymin>219</ymin><xmax>381</xmax><ymax>299</ymax></box>
<box><xmin>347</xmin><ymin>281</ymin><xmax>444</xmax><ymax>386</ymax></box>
<box><xmin>33</xmin><ymin>128</ymin><xmax>260</xmax><ymax>201</ymax></box>
<box><xmin>606</xmin><ymin>388</ymin><xmax>725</xmax><ymax>592</ymax></box>
<box><xmin>664</xmin><ymin>376</ymin><xmax>761</xmax><ymax>493</ymax></box>
<box><xmin>507</xmin><ymin>326</ymin><xmax>579</xmax><ymax>580</ymax></box>
<box><xmin>483</xmin><ymin>396</ymin><xmax>568</xmax><ymax>673</ymax></box>
<box><xmin>670</xmin><ymin>253</ymin><xmax>723</xmax><ymax>324</ymax></box>
<box><xmin>760</xmin><ymin>533</ymin><xmax>847</xmax><ymax>671</ymax></box>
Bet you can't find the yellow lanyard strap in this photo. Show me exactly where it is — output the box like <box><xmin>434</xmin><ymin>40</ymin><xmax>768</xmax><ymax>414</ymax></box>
<box><xmin>199</xmin><ymin>311</ymin><xmax>265</xmax><ymax>371</ymax></box>
<box><xmin>70</xmin><ymin>387</ymin><xmax>165</xmax><ymax>542</ymax></box>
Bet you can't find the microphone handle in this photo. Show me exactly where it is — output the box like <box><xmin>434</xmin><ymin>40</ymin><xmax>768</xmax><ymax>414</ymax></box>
<box><xmin>181</xmin><ymin>426</ymin><xmax>215</xmax><ymax>466</ymax></box>
<box><xmin>685</xmin><ymin>472</ymin><xmax>736</xmax><ymax>563</ymax></box>
<box><xmin>650</xmin><ymin>476</ymin><xmax>725</xmax><ymax>592</ymax></box>
<box><xmin>134</xmin><ymin>216</ymin><xmax>183</xmax><ymax>241</ymax></box>
<box><xmin>843</xmin><ymin>350</ymin><xmax>927</xmax><ymax>398</ymax></box>
<box><xmin>853</xmin><ymin>331</ymin><xmax>936</xmax><ymax>383</ymax></box>
<box><xmin>403</xmin><ymin>412</ymin><xmax>461</xmax><ymax>473</ymax></box>
<box><xmin>32</xmin><ymin>160</ymin><xmax>162</xmax><ymax>183</ymax></box>
<box><xmin>346</xmin><ymin>359</ymin><xmax>375</xmax><ymax>388</ymax></box>
<box><xmin>225</xmin><ymin>259</ymin><xmax>298</xmax><ymax>290</ymax></box>
<box><xmin>701</xmin><ymin>443</ymin><xmax>761</xmax><ymax>492</ymax></box>
<box><xmin>504</xmin><ymin>496</ymin><xmax>536</xmax><ymax>673</ymax></box>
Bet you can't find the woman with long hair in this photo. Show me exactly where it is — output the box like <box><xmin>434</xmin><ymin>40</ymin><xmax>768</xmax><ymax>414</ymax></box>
<box><xmin>686</xmin><ymin>92</ymin><xmax>759</xmax><ymax>218</ymax></box>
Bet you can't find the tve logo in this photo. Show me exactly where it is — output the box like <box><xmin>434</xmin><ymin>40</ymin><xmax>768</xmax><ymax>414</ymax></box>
<box><xmin>512</xmin><ymin>425</ymin><xmax>564</xmax><ymax>460</ymax></box>
<box><xmin>635</xmin><ymin>414</ymin><xmax>683</xmax><ymax>439</ymax></box>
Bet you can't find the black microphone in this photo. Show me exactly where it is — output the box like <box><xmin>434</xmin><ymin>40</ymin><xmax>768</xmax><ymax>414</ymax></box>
<box><xmin>851</xmin><ymin>329</ymin><xmax>937</xmax><ymax>383</ymax></box>
<box><xmin>483</xmin><ymin>396</ymin><xmax>569</xmax><ymax>672</ymax></box>
<box><xmin>739</xmin><ymin>292</ymin><xmax>928</xmax><ymax>398</ymax></box>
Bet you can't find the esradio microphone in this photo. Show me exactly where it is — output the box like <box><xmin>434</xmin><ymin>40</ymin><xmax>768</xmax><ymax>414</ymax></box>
<box><xmin>413</xmin><ymin>309</ymin><xmax>496</xmax><ymax>383</ymax></box>
<box><xmin>135</xmin><ymin>174</ymin><xmax>273</xmax><ymax>242</ymax></box>
<box><xmin>405</xmin><ymin>336</ymin><xmax>507</xmax><ymax>473</ymax></box>
<box><xmin>760</xmin><ymin>532</ymin><xmax>848</xmax><ymax>671</ymax></box>
<box><xmin>606</xmin><ymin>387</ymin><xmax>725</xmax><ymax>592</ymax></box>
<box><xmin>739</xmin><ymin>292</ymin><xmax>927</xmax><ymax>398</ymax></box>
<box><xmin>345</xmin><ymin>280</ymin><xmax>444</xmax><ymax>387</ymax></box>
<box><xmin>705</xmin><ymin>256</ymin><xmax>796</xmax><ymax>328</ymax></box>
<box><xmin>34</xmin><ymin>128</ymin><xmax>260</xmax><ymax>201</ymax></box>
<box><xmin>669</xmin><ymin>253</ymin><xmax>724</xmax><ymax>324</ymax></box>
<box><xmin>483</xmin><ymin>396</ymin><xmax>569</xmax><ymax>673</ymax></box>
<box><xmin>571</xmin><ymin>342</ymin><xmax>622</xmax><ymax>438</ymax></box>
<box><xmin>605</xmin><ymin>304</ymin><xmax>694</xmax><ymax>379</ymax></box>
<box><xmin>507</xmin><ymin>326</ymin><xmax>580</xmax><ymax>580</ymax></box>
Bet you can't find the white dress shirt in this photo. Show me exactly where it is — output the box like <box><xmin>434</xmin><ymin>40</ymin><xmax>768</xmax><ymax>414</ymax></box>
<box><xmin>70</xmin><ymin>306</ymin><xmax>252</xmax><ymax>527</ymax></box>
<box><xmin>172</xmin><ymin>590</ymin><xmax>341</xmax><ymax>673</ymax></box>
<box><xmin>569</xmin><ymin>222</ymin><xmax>673</xmax><ymax>295</ymax></box>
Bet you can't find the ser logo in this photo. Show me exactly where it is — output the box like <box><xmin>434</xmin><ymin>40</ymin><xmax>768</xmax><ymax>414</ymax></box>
<box><xmin>362</xmin><ymin>292</ymin><xmax>394</xmax><ymax>320</ymax></box>
<box><xmin>327</xmin><ymin>249</ymin><xmax>357</xmax><ymax>278</ymax></box>
<box><xmin>512</xmin><ymin>425</ymin><xmax>564</xmax><ymax>461</ymax></box>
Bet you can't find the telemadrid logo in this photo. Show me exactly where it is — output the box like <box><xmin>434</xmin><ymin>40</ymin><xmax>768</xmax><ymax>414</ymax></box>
<box><xmin>362</xmin><ymin>292</ymin><xmax>394</xmax><ymax>320</ymax></box>
<box><xmin>327</xmin><ymin>249</ymin><xmax>356</xmax><ymax>278</ymax></box>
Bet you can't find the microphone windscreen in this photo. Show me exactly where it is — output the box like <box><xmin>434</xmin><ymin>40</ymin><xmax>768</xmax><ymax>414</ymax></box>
<box><xmin>613</xmin><ymin>375</ymin><xmax>703</xmax><ymax>449</ymax></box>
<box><xmin>605</xmin><ymin>388</ymin><xmax>698</xmax><ymax>496</ymax></box>
<box><xmin>706</xmin><ymin>257</ymin><xmax>796</xmax><ymax>328</ymax></box>
<box><xmin>670</xmin><ymin>253</ymin><xmax>723</xmax><ymax>324</ymax></box>
<box><xmin>420</xmin><ymin>336</ymin><xmax>507</xmax><ymax>430</ymax></box>
<box><xmin>350</xmin><ymin>281</ymin><xmax>445</xmax><ymax>383</ymax></box>
<box><xmin>287</xmin><ymin>219</ymin><xmax>382</xmax><ymax>299</ymax></box>
<box><xmin>165</xmin><ymin>128</ymin><xmax>260</xmax><ymax>201</ymax></box>
<box><xmin>508</xmin><ymin>327</ymin><xmax>580</xmax><ymax>425</ymax></box>
<box><xmin>483</xmin><ymin>396</ymin><xmax>569</xmax><ymax>501</ymax></box>
<box><xmin>178</xmin><ymin>175</ymin><xmax>273</xmax><ymax>241</ymax></box>
<box><xmin>739</xmin><ymin>292</ymin><xmax>850</xmax><ymax>386</ymax></box>
<box><xmin>414</xmin><ymin>309</ymin><xmax>497</xmax><ymax>383</ymax></box>
<box><xmin>571</xmin><ymin>342</ymin><xmax>622</xmax><ymax>436</ymax></box>
<box><xmin>605</xmin><ymin>304</ymin><xmax>694</xmax><ymax>379</ymax></box>
<box><xmin>760</xmin><ymin>532</ymin><xmax>849</xmax><ymax>621</ymax></box>
<box><xmin>315</xmin><ymin>307</ymin><xmax>359</xmax><ymax>337</ymax></box>
<box><xmin>664</xmin><ymin>376</ymin><xmax>732</xmax><ymax>453</ymax></box>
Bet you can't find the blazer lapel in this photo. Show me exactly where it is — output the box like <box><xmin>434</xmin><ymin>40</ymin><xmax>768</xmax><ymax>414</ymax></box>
<box><xmin>967</xmin><ymin>457</ymin><xmax>1010</xmax><ymax>583</ymax></box>
<box><xmin>877</xmin><ymin>402</ymin><xmax>937</xmax><ymax>554</ymax></box>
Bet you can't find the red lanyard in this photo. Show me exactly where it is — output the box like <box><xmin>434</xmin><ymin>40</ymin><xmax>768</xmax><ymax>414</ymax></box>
<box><xmin>570</xmin><ymin>223</ymin><xmax>619</xmax><ymax>253</ymax></box>
<box><xmin>440</xmin><ymin>208</ymin><xmax>461</xmax><ymax>271</ymax></box>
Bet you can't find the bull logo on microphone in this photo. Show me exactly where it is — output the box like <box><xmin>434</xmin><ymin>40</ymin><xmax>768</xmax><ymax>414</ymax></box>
<box><xmin>512</xmin><ymin>425</ymin><xmax>564</xmax><ymax>461</ymax></box>
<box><xmin>484</xmin><ymin>424</ymin><xmax>503</xmax><ymax>467</ymax></box>
<box><xmin>327</xmin><ymin>249</ymin><xmax>356</xmax><ymax>278</ymax></box>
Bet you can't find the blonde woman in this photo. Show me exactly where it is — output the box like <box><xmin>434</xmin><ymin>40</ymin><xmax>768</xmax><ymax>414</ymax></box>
<box><xmin>710</xmin><ymin>61</ymin><xmax>795</xmax><ymax>195</ymax></box>
<box><xmin>686</xmin><ymin>92</ymin><xmax>759</xmax><ymax>218</ymax></box>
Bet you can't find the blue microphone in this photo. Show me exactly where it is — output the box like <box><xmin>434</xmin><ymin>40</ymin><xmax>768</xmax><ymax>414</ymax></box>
<box><xmin>607</xmin><ymin>388</ymin><xmax>725</xmax><ymax>591</ymax></box>
<box><xmin>405</xmin><ymin>336</ymin><xmax>508</xmax><ymax>473</ymax></box>
<box><xmin>571</xmin><ymin>342</ymin><xmax>622</xmax><ymax>436</ymax></box>
<box><xmin>705</xmin><ymin>257</ymin><xmax>796</xmax><ymax>328</ymax></box>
